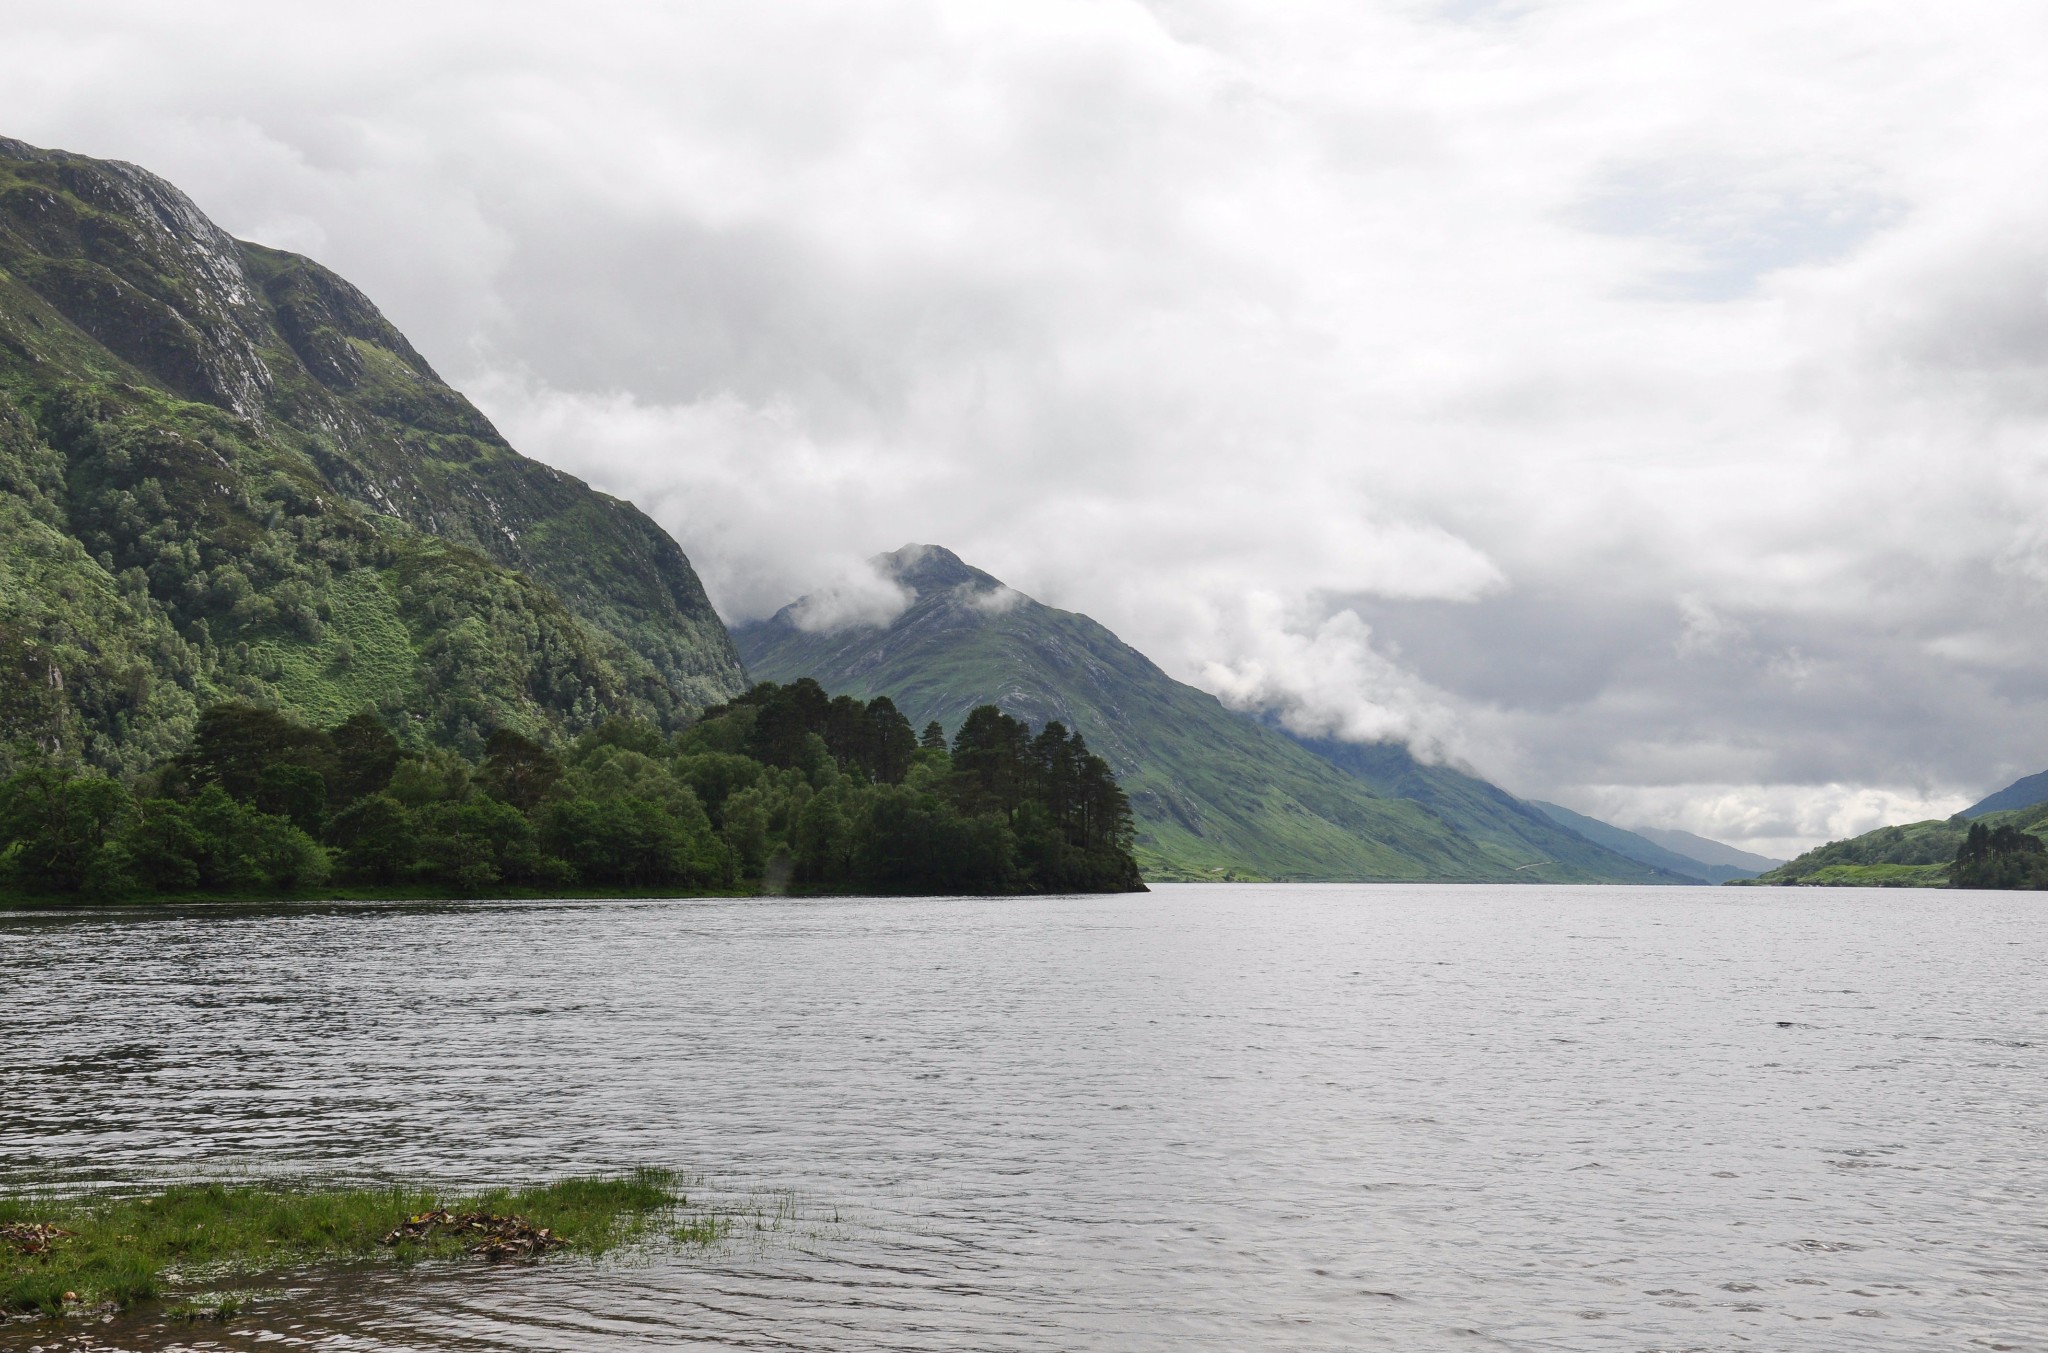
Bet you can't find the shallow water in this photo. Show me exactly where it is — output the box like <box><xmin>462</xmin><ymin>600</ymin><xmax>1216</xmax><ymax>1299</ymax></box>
<box><xmin>2</xmin><ymin>884</ymin><xmax>2044</xmax><ymax>1351</ymax></box>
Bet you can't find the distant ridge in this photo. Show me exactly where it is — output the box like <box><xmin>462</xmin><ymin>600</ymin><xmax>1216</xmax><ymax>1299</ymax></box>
<box><xmin>1962</xmin><ymin>769</ymin><xmax>2048</xmax><ymax>819</ymax></box>
<box><xmin>1283</xmin><ymin>738</ymin><xmax>1702</xmax><ymax>885</ymax></box>
<box><xmin>1631</xmin><ymin>825</ymin><xmax>1781</xmax><ymax>873</ymax></box>
<box><xmin>1527</xmin><ymin>803</ymin><xmax>1777</xmax><ymax>884</ymax></box>
<box><xmin>1529</xmin><ymin>803</ymin><xmax>1709</xmax><ymax>882</ymax></box>
<box><xmin>735</xmin><ymin>545</ymin><xmax>1687</xmax><ymax>885</ymax></box>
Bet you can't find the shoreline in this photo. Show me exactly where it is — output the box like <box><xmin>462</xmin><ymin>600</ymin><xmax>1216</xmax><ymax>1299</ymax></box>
<box><xmin>0</xmin><ymin>880</ymin><xmax>1151</xmax><ymax>912</ymax></box>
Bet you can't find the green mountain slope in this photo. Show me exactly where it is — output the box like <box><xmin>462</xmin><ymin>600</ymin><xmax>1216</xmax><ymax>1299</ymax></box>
<box><xmin>1745</xmin><ymin>818</ymin><xmax>1967</xmax><ymax>887</ymax></box>
<box><xmin>1527</xmin><ymin>800</ymin><xmax>1761</xmax><ymax>883</ymax></box>
<box><xmin>1747</xmin><ymin>797</ymin><xmax>2048</xmax><ymax>888</ymax></box>
<box><xmin>0</xmin><ymin>136</ymin><xmax>745</xmax><ymax>771</ymax></box>
<box><xmin>1276</xmin><ymin>739</ymin><xmax>1699</xmax><ymax>884</ymax></box>
<box><xmin>734</xmin><ymin>544</ymin><xmax>1676</xmax><ymax>884</ymax></box>
<box><xmin>1963</xmin><ymin>769</ymin><xmax>2048</xmax><ymax>818</ymax></box>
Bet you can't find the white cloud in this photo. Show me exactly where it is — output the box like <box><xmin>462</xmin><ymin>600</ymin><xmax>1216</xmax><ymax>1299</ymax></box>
<box><xmin>1575</xmin><ymin>782</ymin><xmax>1973</xmax><ymax>863</ymax></box>
<box><xmin>968</xmin><ymin>584</ymin><xmax>1026</xmax><ymax>615</ymax></box>
<box><xmin>1203</xmin><ymin>602</ymin><xmax>1466</xmax><ymax>759</ymax></box>
<box><xmin>7</xmin><ymin>0</ymin><xmax>2048</xmax><ymax>850</ymax></box>
<box><xmin>786</xmin><ymin>566</ymin><xmax>917</xmax><ymax>635</ymax></box>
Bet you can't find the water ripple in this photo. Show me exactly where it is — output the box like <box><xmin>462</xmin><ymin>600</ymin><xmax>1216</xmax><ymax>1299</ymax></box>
<box><xmin>2</xmin><ymin>884</ymin><xmax>2044</xmax><ymax>1350</ymax></box>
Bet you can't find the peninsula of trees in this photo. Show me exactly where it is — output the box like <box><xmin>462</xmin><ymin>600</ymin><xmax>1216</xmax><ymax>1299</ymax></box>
<box><xmin>0</xmin><ymin>679</ymin><xmax>1147</xmax><ymax>902</ymax></box>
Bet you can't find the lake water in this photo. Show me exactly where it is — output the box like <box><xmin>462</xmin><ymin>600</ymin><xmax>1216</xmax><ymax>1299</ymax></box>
<box><xmin>2</xmin><ymin>884</ymin><xmax>2044</xmax><ymax>1351</ymax></box>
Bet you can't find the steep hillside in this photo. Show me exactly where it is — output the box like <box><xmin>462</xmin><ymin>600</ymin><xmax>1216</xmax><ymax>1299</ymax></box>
<box><xmin>0</xmin><ymin>136</ymin><xmax>745</xmax><ymax>772</ymax></box>
<box><xmin>1963</xmin><ymin>769</ymin><xmax>2048</xmax><ymax>818</ymax></box>
<box><xmin>735</xmin><ymin>545</ymin><xmax>1675</xmax><ymax>884</ymax></box>
<box><xmin>1526</xmin><ymin>802</ymin><xmax>1772</xmax><ymax>883</ymax></box>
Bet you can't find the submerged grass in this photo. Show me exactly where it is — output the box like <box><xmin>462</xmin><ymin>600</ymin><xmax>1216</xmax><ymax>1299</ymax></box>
<box><xmin>0</xmin><ymin>1170</ymin><xmax>688</xmax><ymax>1319</ymax></box>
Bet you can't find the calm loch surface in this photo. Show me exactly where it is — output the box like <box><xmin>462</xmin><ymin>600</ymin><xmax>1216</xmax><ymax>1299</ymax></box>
<box><xmin>2</xmin><ymin>884</ymin><xmax>2044</xmax><ymax>1351</ymax></box>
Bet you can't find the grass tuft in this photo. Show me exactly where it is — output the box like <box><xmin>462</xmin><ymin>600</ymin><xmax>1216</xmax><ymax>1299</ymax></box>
<box><xmin>0</xmin><ymin>1169</ymin><xmax>695</xmax><ymax>1319</ymax></box>
<box><xmin>165</xmin><ymin>1289</ymin><xmax>247</xmax><ymax>1321</ymax></box>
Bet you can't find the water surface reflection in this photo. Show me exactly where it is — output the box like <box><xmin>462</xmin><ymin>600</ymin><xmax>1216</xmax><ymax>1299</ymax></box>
<box><xmin>2</xmin><ymin>885</ymin><xmax>2043</xmax><ymax>1350</ymax></box>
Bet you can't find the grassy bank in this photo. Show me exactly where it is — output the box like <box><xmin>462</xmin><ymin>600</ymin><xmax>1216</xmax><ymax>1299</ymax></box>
<box><xmin>0</xmin><ymin>1171</ymin><xmax>703</xmax><ymax>1319</ymax></box>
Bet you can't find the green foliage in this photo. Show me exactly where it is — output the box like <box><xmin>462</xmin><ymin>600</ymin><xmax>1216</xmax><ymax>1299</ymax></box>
<box><xmin>1794</xmin><ymin>862</ymin><xmax>1952</xmax><ymax>888</ymax></box>
<box><xmin>0</xmin><ymin>762</ymin><xmax>135</xmax><ymax>895</ymax></box>
<box><xmin>415</xmin><ymin>796</ymin><xmax>558</xmax><ymax>893</ymax></box>
<box><xmin>1750</xmin><ymin>818</ymin><xmax>1972</xmax><ymax>887</ymax></box>
<box><xmin>255</xmin><ymin>763</ymin><xmax>328</xmax><ymax>834</ymax></box>
<box><xmin>540</xmin><ymin>794</ymin><xmax>724</xmax><ymax>888</ymax></box>
<box><xmin>0</xmin><ymin>497</ymin><xmax>204</xmax><ymax>779</ymax></box>
<box><xmin>1950</xmin><ymin>821</ymin><xmax>2048</xmax><ymax>890</ymax></box>
<box><xmin>671</xmin><ymin>751</ymin><xmax>765</xmax><ymax>820</ymax></box>
<box><xmin>178</xmin><ymin>703</ymin><xmax>335</xmax><ymax>801</ymax></box>
<box><xmin>0</xmin><ymin>138</ymin><xmax>747</xmax><ymax>776</ymax></box>
<box><xmin>146</xmin><ymin>787</ymin><xmax>330</xmax><ymax>892</ymax></box>
<box><xmin>0</xmin><ymin>679</ymin><xmax>1146</xmax><ymax>899</ymax></box>
<box><xmin>327</xmin><ymin>792</ymin><xmax>417</xmax><ymax>884</ymax></box>
<box><xmin>0</xmin><ymin>1170</ymin><xmax>689</xmax><ymax>1317</ymax></box>
<box><xmin>479</xmin><ymin>727</ymin><xmax>561</xmax><ymax>811</ymax></box>
<box><xmin>330</xmin><ymin>710</ymin><xmax>402</xmax><ymax>801</ymax></box>
<box><xmin>692</xmin><ymin>680</ymin><xmax>1143</xmax><ymax>893</ymax></box>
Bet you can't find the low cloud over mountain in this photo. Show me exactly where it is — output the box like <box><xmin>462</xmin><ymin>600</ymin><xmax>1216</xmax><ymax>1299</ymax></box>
<box><xmin>12</xmin><ymin>1</ymin><xmax>2047</xmax><ymax>850</ymax></box>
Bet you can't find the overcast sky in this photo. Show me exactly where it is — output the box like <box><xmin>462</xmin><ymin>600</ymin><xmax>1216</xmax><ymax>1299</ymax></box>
<box><xmin>7</xmin><ymin>0</ymin><xmax>2048</xmax><ymax>853</ymax></box>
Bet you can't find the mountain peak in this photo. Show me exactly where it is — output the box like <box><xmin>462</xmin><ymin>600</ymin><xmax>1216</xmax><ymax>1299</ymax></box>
<box><xmin>734</xmin><ymin>562</ymin><xmax>1679</xmax><ymax>885</ymax></box>
<box><xmin>872</xmin><ymin>543</ymin><xmax>1003</xmax><ymax>594</ymax></box>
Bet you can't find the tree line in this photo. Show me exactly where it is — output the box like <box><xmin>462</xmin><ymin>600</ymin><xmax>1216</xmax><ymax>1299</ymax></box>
<box><xmin>1950</xmin><ymin>821</ymin><xmax>2048</xmax><ymax>890</ymax></box>
<box><xmin>0</xmin><ymin>678</ymin><xmax>1145</xmax><ymax>899</ymax></box>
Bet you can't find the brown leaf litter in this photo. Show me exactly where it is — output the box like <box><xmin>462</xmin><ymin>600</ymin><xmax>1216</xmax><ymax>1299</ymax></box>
<box><xmin>0</xmin><ymin>1223</ymin><xmax>71</xmax><ymax>1256</ymax></box>
<box><xmin>378</xmin><ymin>1209</ymin><xmax>565</xmax><ymax>1260</ymax></box>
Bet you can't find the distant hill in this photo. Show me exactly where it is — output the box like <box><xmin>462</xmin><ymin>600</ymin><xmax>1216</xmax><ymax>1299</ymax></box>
<box><xmin>1747</xmin><ymin>794</ymin><xmax>2048</xmax><ymax>888</ymax></box>
<box><xmin>1745</xmin><ymin>819</ymin><xmax>1966</xmax><ymax>888</ymax></box>
<box><xmin>1528</xmin><ymin>802</ymin><xmax>1707</xmax><ymax>883</ymax></box>
<box><xmin>1963</xmin><ymin>769</ymin><xmax>2048</xmax><ymax>818</ymax></box>
<box><xmin>1278</xmin><ymin>739</ymin><xmax>1701</xmax><ymax>885</ymax></box>
<box><xmin>1630</xmin><ymin>826</ymin><xmax>1782</xmax><ymax>874</ymax></box>
<box><xmin>734</xmin><ymin>545</ymin><xmax>1685</xmax><ymax>885</ymax></box>
<box><xmin>0</xmin><ymin>136</ymin><xmax>745</xmax><ymax>772</ymax></box>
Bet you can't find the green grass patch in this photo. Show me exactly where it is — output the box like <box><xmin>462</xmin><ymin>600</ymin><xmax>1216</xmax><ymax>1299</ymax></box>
<box><xmin>163</xmin><ymin>1288</ymin><xmax>250</xmax><ymax>1321</ymax></box>
<box><xmin>1133</xmin><ymin>847</ymin><xmax>1272</xmax><ymax>883</ymax></box>
<box><xmin>1752</xmin><ymin>819</ymin><xmax>1965</xmax><ymax>886</ymax></box>
<box><xmin>1</xmin><ymin>1170</ymin><xmax>690</xmax><ymax>1319</ymax></box>
<box><xmin>248</xmin><ymin>568</ymin><xmax>420</xmax><ymax>726</ymax></box>
<box><xmin>1796</xmin><ymin>862</ymin><xmax>1950</xmax><ymax>888</ymax></box>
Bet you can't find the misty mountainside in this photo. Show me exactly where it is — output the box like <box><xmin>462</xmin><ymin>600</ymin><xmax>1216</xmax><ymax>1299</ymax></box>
<box><xmin>1963</xmin><ymin>768</ymin><xmax>2048</xmax><ymax>818</ymax></box>
<box><xmin>1527</xmin><ymin>801</ymin><xmax>1774</xmax><ymax>884</ymax></box>
<box><xmin>1276</xmin><ymin>734</ymin><xmax>1702</xmax><ymax>885</ymax></box>
<box><xmin>735</xmin><ymin>545</ymin><xmax>1682</xmax><ymax>884</ymax></box>
<box><xmin>1629</xmin><ymin>825</ymin><xmax>1782</xmax><ymax>874</ymax></box>
<box><xmin>0</xmin><ymin>137</ymin><xmax>745</xmax><ymax>773</ymax></box>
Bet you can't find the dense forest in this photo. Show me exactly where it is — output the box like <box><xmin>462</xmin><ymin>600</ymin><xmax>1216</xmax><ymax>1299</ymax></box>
<box><xmin>0</xmin><ymin>678</ymin><xmax>1146</xmax><ymax>900</ymax></box>
<box><xmin>1950</xmin><ymin>822</ymin><xmax>2048</xmax><ymax>891</ymax></box>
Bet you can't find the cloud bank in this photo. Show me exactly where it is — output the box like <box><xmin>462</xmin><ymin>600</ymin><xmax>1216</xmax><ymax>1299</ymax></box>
<box><xmin>7</xmin><ymin>0</ymin><xmax>2048</xmax><ymax>848</ymax></box>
